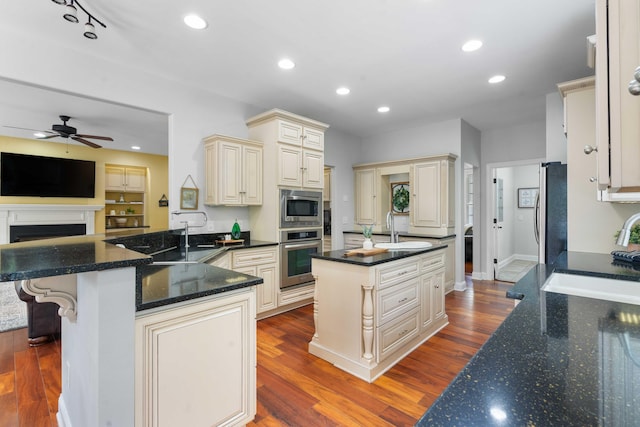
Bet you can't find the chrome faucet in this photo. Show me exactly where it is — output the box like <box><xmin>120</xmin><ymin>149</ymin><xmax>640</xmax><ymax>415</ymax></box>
<box><xmin>171</xmin><ymin>210</ymin><xmax>208</xmax><ymax>249</ymax></box>
<box><xmin>387</xmin><ymin>211</ymin><xmax>399</xmax><ymax>243</ymax></box>
<box><xmin>181</xmin><ymin>221</ymin><xmax>190</xmax><ymax>248</ymax></box>
<box><xmin>616</xmin><ymin>212</ymin><xmax>640</xmax><ymax>246</ymax></box>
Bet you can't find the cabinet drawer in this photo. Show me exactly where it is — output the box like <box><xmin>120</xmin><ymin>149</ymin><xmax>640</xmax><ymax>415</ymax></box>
<box><xmin>376</xmin><ymin>308</ymin><xmax>419</xmax><ymax>362</ymax></box>
<box><xmin>377</xmin><ymin>278</ymin><xmax>419</xmax><ymax>326</ymax></box>
<box><xmin>421</xmin><ymin>251</ymin><xmax>445</xmax><ymax>272</ymax></box>
<box><xmin>377</xmin><ymin>259</ymin><xmax>420</xmax><ymax>289</ymax></box>
<box><xmin>232</xmin><ymin>248</ymin><xmax>277</xmax><ymax>268</ymax></box>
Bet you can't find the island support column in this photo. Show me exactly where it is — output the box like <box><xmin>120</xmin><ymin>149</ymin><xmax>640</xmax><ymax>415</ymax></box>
<box><xmin>57</xmin><ymin>267</ymin><xmax>136</xmax><ymax>427</ymax></box>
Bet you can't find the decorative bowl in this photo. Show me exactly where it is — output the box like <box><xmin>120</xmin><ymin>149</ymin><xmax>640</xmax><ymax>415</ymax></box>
<box><xmin>114</xmin><ymin>218</ymin><xmax>127</xmax><ymax>227</ymax></box>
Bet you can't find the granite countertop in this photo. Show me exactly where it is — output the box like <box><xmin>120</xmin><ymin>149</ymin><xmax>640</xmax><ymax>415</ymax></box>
<box><xmin>343</xmin><ymin>230</ymin><xmax>455</xmax><ymax>240</ymax></box>
<box><xmin>312</xmin><ymin>245</ymin><xmax>446</xmax><ymax>267</ymax></box>
<box><xmin>418</xmin><ymin>251</ymin><xmax>640</xmax><ymax>426</ymax></box>
<box><xmin>136</xmin><ymin>263</ymin><xmax>263</xmax><ymax>311</ymax></box>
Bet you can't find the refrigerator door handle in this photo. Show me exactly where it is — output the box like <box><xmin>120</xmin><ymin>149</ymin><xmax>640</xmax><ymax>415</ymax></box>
<box><xmin>534</xmin><ymin>192</ymin><xmax>540</xmax><ymax>244</ymax></box>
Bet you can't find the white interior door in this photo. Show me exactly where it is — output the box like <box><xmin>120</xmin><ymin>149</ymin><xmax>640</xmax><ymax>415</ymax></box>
<box><xmin>492</xmin><ymin>173</ymin><xmax>504</xmax><ymax>279</ymax></box>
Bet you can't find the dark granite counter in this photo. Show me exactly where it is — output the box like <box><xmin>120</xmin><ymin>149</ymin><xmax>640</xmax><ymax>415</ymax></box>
<box><xmin>136</xmin><ymin>263</ymin><xmax>263</xmax><ymax>311</ymax></box>
<box><xmin>312</xmin><ymin>245</ymin><xmax>446</xmax><ymax>267</ymax></box>
<box><xmin>343</xmin><ymin>230</ymin><xmax>455</xmax><ymax>240</ymax></box>
<box><xmin>418</xmin><ymin>251</ymin><xmax>640</xmax><ymax>426</ymax></box>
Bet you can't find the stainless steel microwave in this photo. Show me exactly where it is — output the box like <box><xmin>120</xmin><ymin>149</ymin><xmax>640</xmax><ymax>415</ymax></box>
<box><xmin>280</xmin><ymin>189</ymin><xmax>322</xmax><ymax>229</ymax></box>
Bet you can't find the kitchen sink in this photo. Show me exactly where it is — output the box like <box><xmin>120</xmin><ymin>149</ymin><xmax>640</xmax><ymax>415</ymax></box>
<box><xmin>374</xmin><ymin>241</ymin><xmax>433</xmax><ymax>250</ymax></box>
<box><xmin>542</xmin><ymin>273</ymin><xmax>640</xmax><ymax>305</ymax></box>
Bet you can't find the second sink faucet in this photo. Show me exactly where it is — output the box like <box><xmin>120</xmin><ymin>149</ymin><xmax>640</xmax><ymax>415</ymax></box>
<box><xmin>616</xmin><ymin>212</ymin><xmax>640</xmax><ymax>247</ymax></box>
<box><xmin>387</xmin><ymin>211</ymin><xmax>399</xmax><ymax>243</ymax></box>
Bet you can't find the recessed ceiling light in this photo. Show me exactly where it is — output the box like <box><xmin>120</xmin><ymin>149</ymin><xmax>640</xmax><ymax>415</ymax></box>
<box><xmin>33</xmin><ymin>132</ymin><xmax>47</xmax><ymax>138</ymax></box>
<box><xmin>377</xmin><ymin>106</ymin><xmax>390</xmax><ymax>113</ymax></box>
<box><xmin>462</xmin><ymin>39</ymin><xmax>483</xmax><ymax>52</ymax></box>
<box><xmin>131</xmin><ymin>146</ymin><xmax>141</xmax><ymax>151</ymax></box>
<box><xmin>184</xmin><ymin>14</ymin><xmax>207</xmax><ymax>30</ymax></box>
<box><xmin>488</xmin><ymin>75</ymin><xmax>506</xmax><ymax>84</ymax></box>
<box><xmin>278</xmin><ymin>58</ymin><xmax>295</xmax><ymax>70</ymax></box>
<box><xmin>336</xmin><ymin>87</ymin><xmax>350</xmax><ymax>95</ymax></box>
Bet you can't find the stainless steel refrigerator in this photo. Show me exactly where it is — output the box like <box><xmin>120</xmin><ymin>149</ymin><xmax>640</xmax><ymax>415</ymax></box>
<box><xmin>535</xmin><ymin>162</ymin><xmax>567</xmax><ymax>264</ymax></box>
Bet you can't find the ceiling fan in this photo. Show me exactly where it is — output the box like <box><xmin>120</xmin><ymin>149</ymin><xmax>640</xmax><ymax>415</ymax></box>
<box><xmin>3</xmin><ymin>115</ymin><xmax>113</xmax><ymax>148</ymax></box>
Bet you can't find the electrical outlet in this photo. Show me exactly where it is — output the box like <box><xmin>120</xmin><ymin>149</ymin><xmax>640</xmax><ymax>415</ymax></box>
<box><xmin>342</xmin><ymin>216</ymin><xmax>348</xmax><ymax>225</ymax></box>
<box><xmin>207</xmin><ymin>221</ymin><xmax>215</xmax><ymax>231</ymax></box>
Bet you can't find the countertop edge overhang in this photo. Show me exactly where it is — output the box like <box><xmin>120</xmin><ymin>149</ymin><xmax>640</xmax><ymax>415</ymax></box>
<box><xmin>342</xmin><ymin>230</ymin><xmax>456</xmax><ymax>240</ymax></box>
<box><xmin>312</xmin><ymin>245</ymin><xmax>447</xmax><ymax>266</ymax></box>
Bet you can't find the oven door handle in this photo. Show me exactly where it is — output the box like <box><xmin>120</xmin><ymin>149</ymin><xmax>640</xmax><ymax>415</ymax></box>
<box><xmin>282</xmin><ymin>241</ymin><xmax>320</xmax><ymax>249</ymax></box>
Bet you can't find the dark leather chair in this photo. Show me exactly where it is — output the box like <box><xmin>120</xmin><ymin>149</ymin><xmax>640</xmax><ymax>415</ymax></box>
<box><xmin>14</xmin><ymin>282</ymin><xmax>61</xmax><ymax>345</ymax></box>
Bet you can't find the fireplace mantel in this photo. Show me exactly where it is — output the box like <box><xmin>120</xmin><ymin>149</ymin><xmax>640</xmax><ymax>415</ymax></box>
<box><xmin>0</xmin><ymin>204</ymin><xmax>103</xmax><ymax>244</ymax></box>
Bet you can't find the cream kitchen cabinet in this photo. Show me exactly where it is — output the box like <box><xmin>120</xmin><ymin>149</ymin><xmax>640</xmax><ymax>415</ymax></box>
<box><xmin>594</xmin><ymin>0</ymin><xmax>640</xmax><ymax>194</ymax></box>
<box><xmin>203</xmin><ymin>134</ymin><xmax>263</xmax><ymax>206</ymax></box>
<box><xmin>309</xmin><ymin>247</ymin><xmax>448</xmax><ymax>382</ymax></box>
<box><xmin>399</xmin><ymin>235</ymin><xmax>454</xmax><ymax>293</ymax></box>
<box><xmin>278</xmin><ymin>144</ymin><xmax>324</xmax><ymax>189</ymax></box>
<box><xmin>231</xmin><ymin>246</ymin><xmax>278</xmax><ymax>315</ymax></box>
<box><xmin>135</xmin><ymin>288</ymin><xmax>256</xmax><ymax>427</ymax></box>
<box><xmin>105</xmin><ymin>165</ymin><xmax>146</xmax><ymax>192</ymax></box>
<box><xmin>354</xmin><ymin>168</ymin><xmax>380</xmax><ymax>227</ymax></box>
<box><xmin>246</xmin><ymin>109</ymin><xmax>328</xmax><ymax>191</ymax></box>
<box><xmin>323</xmin><ymin>168</ymin><xmax>331</xmax><ymax>202</ymax></box>
<box><xmin>410</xmin><ymin>156</ymin><xmax>456</xmax><ymax>234</ymax></box>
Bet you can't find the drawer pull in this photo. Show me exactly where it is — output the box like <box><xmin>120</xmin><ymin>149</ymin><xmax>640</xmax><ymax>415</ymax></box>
<box><xmin>398</xmin><ymin>297</ymin><xmax>408</xmax><ymax>303</ymax></box>
<box><xmin>397</xmin><ymin>271</ymin><xmax>408</xmax><ymax>276</ymax></box>
<box><xmin>398</xmin><ymin>329</ymin><xmax>410</xmax><ymax>337</ymax></box>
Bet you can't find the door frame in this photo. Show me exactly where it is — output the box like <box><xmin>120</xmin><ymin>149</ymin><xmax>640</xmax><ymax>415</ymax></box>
<box><xmin>484</xmin><ymin>158</ymin><xmax>544</xmax><ymax>280</ymax></box>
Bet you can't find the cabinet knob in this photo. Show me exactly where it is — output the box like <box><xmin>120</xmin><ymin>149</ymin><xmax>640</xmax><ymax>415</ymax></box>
<box><xmin>589</xmin><ymin>176</ymin><xmax>597</xmax><ymax>183</ymax></box>
<box><xmin>629</xmin><ymin>79</ymin><xmax>640</xmax><ymax>96</ymax></box>
<box><xmin>583</xmin><ymin>145</ymin><xmax>598</xmax><ymax>155</ymax></box>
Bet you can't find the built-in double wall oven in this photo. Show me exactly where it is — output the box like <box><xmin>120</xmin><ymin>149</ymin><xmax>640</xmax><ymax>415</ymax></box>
<box><xmin>279</xmin><ymin>188</ymin><xmax>323</xmax><ymax>289</ymax></box>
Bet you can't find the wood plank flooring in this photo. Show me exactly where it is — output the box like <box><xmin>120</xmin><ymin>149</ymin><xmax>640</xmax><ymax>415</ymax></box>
<box><xmin>0</xmin><ymin>278</ymin><xmax>513</xmax><ymax>426</ymax></box>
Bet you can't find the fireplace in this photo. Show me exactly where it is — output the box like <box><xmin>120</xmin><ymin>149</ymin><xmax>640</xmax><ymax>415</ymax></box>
<box><xmin>0</xmin><ymin>204</ymin><xmax>102</xmax><ymax>244</ymax></box>
<box><xmin>10</xmin><ymin>224</ymin><xmax>87</xmax><ymax>243</ymax></box>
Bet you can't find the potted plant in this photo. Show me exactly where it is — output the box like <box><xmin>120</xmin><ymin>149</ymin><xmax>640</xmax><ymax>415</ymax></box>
<box><xmin>615</xmin><ymin>224</ymin><xmax>640</xmax><ymax>251</ymax></box>
<box><xmin>362</xmin><ymin>225</ymin><xmax>373</xmax><ymax>250</ymax></box>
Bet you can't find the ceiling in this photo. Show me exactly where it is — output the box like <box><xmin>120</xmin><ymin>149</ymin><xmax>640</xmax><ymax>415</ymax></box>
<box><xmin>0</xmin><ymin>0</ymin><xmax>596</xmax><ymax>155</ymax></box>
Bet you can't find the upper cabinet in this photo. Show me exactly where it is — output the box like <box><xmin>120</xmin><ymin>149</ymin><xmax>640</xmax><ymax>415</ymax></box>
<box><xmin>595</xmin><ymin>0</ymin><xmax>640</xmax><ymax>194</ymax></box>
<box><xmin>353</xmin><ymin>154</ymin><xmax>456</xmax><ymax>236</ymax></box>
<box><xmin>105</xmin><ymin>166</ymin><xmax>146</xmax><ymax>192</ymax></box>
<box><xmin>203</xmin><ymin>135</ymin><xmax>263</xmax><ymax>206</ymax></box>
<box><xmin>247</xmin><ymin>109</ymin><xmax>329</xmax><ymax>190</ymax></box>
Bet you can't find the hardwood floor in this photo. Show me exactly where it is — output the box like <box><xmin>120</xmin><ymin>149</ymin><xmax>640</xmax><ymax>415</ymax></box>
<box><xmin>0</xmin><ymin>278</ymin><xmax>513</xmax><ymax>426</ymax></box>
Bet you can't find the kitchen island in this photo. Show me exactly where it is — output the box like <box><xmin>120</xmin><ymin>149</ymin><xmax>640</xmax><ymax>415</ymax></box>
<box><xmin>0</xmin><ymin>231</ymin><xmax>266</xmax><ymax>427</ymax></box>
<box><xmin>309</xmin><ymin>245</ymin><xmax>448</xmax><ymax>382</ymax></box>
<box><xmin>418</xmin><ymin>251</ymin><xmax>640</xmax><ymax>426</ymax></box>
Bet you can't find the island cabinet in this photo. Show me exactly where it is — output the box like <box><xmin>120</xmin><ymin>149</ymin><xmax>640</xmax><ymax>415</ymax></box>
<box><xmin>594</xmin><ymin>0</ymin><xmax>640</xmax><ymax>195</ymax></box>
<box><xmin>309</xmin><ymin>247</ymin><xmax>448</xmax><ymax>382</ymax></box>
<box><xmin>246</xmin><ymin>108</ymin><xmax>329</xmax><ymax>191</ymax></box>
<box><xmin>399</xmin><ymin>235</ymin><xmax>455</xmax><ymax>293</ymax></box>
<box><xmin>135</xmin><ymin>288</ymin><xmax>256</xmax><ymax>427</ymax></box>
<box><xmin>203</xmin><ymin>134</ymin><xmax>263</xmax><ymax>206</ymax></box>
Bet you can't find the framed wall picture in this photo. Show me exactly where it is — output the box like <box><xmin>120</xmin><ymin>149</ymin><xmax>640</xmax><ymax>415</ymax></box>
<box><xmin>391</xmin><ymin>182</ymin><xmax>410</xmax><ymax>214</ymax></box>
<box><xmin>517</xmin><ymin>187</ymin><xmax>538</xmax><ymax>208</ymax></box>
<box><xmin>180</xmin><ymin>187</ymin><xmax>198</xmax><ymax>210</ymax></box>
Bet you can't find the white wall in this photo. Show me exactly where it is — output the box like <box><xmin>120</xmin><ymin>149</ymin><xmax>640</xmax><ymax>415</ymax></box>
<box><xmin>461</xmin><ymin>120</ymin><xmax>482</xmax><ymax>280</ymax></box>
<box><xmin>545</xmin><ymin>91</ymin><xmax>567</xmax><ymax>163</ymax></box>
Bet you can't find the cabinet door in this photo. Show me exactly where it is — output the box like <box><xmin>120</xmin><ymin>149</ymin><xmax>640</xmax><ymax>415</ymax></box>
<box><xmin>596</xmin><ymin>0</ymin><xmax>640</xmax><ymax>192</ymax></box>
<box><xmin>135</xmin><ymin>291</ymin><xmax>256</xmax><ymax>427</ymax></box>
<box><xmin>278</xmin><ymin>145</ymin><xmax>303</xmax><ymax>187</ymax></box>
<box><xmin>125</xmin><ymin>168</ymin><xmax>146</xmax><ymax>192</ymax></box>
<box><xmin>323</xmin><ymin>169</ymin><xmax>331</xmax><ymax>201</ymax></box>
<box><xmin>411</xmin><ymin>162</ymin><xmax>440</xmax><ymax>227</ymax></box>
<box><xmin>242</xmin><ymin>144</ymin><xmax>263</xmax><ymax>205</ymax></box>
<box><xmin>236</xmin><ymin>264</ymin><xmax>277</xmax><ymax>314</ymax></box>
<box><xmin>303</xmin><ymin>127</ymin><xmax>324</xmax><ymax>151</ymax></box>
<box><xmin>432</xmin><ymin>269</ymin><xmax>445</xmax><ymax>320</ymax></box>
<box><xmin>278</xmin><ymin>120</ymin><xmax>303</xmax><ymax>146</ymax></box>
<box><xmin>218</xmin><ymin>141</ymin><xmax>243</xmax><ymax>205</ymax></box>
<box><xmin>105</xmin><ymin>166</ymin><xmax>126</xmax><ymax>191</ymax></box>
<box><xmin>355</xmin><ymin>168</ymin><xmax>378</xmax><ymax>225</ymax></box>
<box><xmin>303</xmin><ymin>150</ymin><xmax>324</xmax><ymax>189</ymax></box>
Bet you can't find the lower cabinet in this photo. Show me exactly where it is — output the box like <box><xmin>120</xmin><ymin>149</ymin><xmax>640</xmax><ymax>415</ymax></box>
<box><xmin>400</xmin><ymin>235</ymin><xmax>454</xmax><ymax>293</ymax></box>
<box><xmin>309</xmin><ymin>248</ymin><xmax>448</xmax><ymax>382</ymax></box>
<box><xmin>135</xmin><ymin>288</ymin><xmax>256</xmax><ymax>427</ymax></box>
<box><xmin>232</xmin><ymin>247</ymin><xmax>278</xmax><ymax>314</ymax></box>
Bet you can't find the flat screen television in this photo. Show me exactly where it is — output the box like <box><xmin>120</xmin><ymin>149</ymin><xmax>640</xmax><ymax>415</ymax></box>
<box><xmin>1</xmin><ymin>152</ymin><xmax>96</xmax><ymax>198</ymax></box>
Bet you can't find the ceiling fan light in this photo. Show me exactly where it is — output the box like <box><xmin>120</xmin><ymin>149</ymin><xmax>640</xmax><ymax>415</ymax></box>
<box><xmin>63</xmin><ymin>3</ymin><xmax>79</xmax><ymax>23</ymax></box>
<box><xmin>84</xmin><ymin>21</ymin><xmax>97</xmax><ymax>39</ymax></box>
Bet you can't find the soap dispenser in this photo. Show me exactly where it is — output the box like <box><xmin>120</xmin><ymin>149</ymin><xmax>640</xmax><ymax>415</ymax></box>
<box><xmin>231</xmin><ymin>219</ymin><xmax>241</xmax><ymax>240</ymax></box>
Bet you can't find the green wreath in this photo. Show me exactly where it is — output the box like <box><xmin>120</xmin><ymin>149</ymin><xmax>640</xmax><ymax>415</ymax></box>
<box><xmin>393</xmin><ymin>185</ymin><xmax>410</xmax><ymax>213</ymax></box>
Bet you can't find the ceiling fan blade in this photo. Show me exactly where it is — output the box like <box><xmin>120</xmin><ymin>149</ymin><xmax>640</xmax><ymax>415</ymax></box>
<box><xmin>2</xmin><ymin>125</ymin><xmax>55</xmax><ymax>134</ymax></box>
<box><xmin>74</xmin><ymin>134</ymin><xmax>113</xmax><ymax>141</ymax></box>
<box><xmin>37</xmin><ymin>134</ymin><xmax>61</xmax><ymax>140</ymax></box>
<box><xmin>72</xmin><ymin>136</ymin><xmax>102</xmax><ymax>149</ymax></box>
